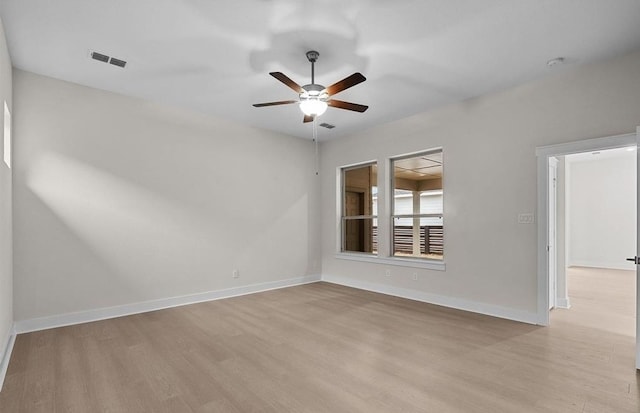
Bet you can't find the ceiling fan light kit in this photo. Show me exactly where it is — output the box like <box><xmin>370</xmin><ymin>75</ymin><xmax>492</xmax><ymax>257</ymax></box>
<box><xmin>253</xmin><ymin>50</ymin><xmax>368</xmax><ymax>123</ymax></box>
<box><xmin>299</xmin><ymin>51</ymin><xmax>327</xmax><ymax>116</ymax></box>
<box><xmin>300</xmin><ymin>98</ymin><xmax>327</xmax><ymax>117</ymax></box>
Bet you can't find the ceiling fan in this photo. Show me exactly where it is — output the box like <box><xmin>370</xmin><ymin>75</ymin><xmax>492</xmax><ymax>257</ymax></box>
<box><xmin>253</xmin><ymin>50</ymin><xmax>368</xmax><ymax>123</ymax></box>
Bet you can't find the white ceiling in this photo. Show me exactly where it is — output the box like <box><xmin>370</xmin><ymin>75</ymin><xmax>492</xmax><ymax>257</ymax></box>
<box><xmin>1</xmin><ymin>0</ymin><xmax>640</xmax><ymax>140</ymax></box>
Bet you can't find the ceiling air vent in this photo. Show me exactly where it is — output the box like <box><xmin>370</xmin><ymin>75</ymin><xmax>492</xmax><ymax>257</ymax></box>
<box><xmin>90</xmin><ymin>51</ymin><xmax>109</xmax><ymax>63</ymax></box>
<box><xmin>109</xmin><ymin>57</ymin><xmax>127</xmax><ymax>68</ymax></box>
<box><xmin>89</xmin><ymin>50</ymin><xmax>127</xmax><ymax>68</ymax></box>
<box><xmin>319</xmin><ymin>122</ymin><xmax>335</xmax><ymax>129</ymax></box>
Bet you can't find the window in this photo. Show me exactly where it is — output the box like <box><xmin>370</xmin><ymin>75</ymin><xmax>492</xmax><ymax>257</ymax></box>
<box><xmin>3</xmin><ymin>101</ymin><xmax>10</xmax><ymax>168</ymax></box>
<box><xmin>391</xmin><ymin>150</ymin><xmax>443</xmax><ymax>260</ymax></box>
<box><xmin>341</xmin><ymin>162</ymin><xmax>377</xmax><ymax>254</ymax></box>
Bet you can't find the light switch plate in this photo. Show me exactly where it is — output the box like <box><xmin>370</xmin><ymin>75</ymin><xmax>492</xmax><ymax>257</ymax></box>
<box><xmin>518</xmin><ymin>213</ymin><xmax>535</xmax><ymax>224</ymax></box>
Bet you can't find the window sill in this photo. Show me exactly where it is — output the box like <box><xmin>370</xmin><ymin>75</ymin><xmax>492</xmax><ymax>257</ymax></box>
<box><xmin>335</xmin><ymin>253</ymin><xmax>446</xmax><ymax>271</ymax></box>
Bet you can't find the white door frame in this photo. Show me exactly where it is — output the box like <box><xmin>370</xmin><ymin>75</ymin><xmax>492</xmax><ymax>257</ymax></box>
<box><xmin>548</xmin><ymin>157</ymin><xmax>558</xmax><ymax>310</ymax></box>
<box><xmin>535</xmin><ymin>132</ymin><xmax>636</xmax><ymax>326</ymax></box>
<box><xmin>636</xmin><ymin>126</ymin><xmax>640</xmax><ymax>370</ymax></box>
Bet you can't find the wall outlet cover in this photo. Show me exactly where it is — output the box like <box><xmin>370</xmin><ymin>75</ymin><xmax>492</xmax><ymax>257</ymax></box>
<box><xmin>518</xmin><ymin>213</ymin><xmax>535</xmax><ymax>224</ymax></box>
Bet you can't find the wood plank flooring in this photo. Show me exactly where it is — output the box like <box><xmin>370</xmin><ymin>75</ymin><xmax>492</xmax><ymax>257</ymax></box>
<box><xmin>0</xmin><ymin>267</ymin><xmax>637</xmax><ymax>412</ymax></box>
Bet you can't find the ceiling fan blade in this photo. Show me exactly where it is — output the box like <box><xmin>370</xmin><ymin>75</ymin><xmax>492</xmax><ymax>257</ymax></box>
<box><xmin>303</xmin><ymin>115</ymin><xmax>314</xmax><ymax>123</ymax></box>
<box><xmin>270</xmin><ymin>72</ymin><xmax>304</xmax><ymax>94</ymax></box>
<box><xmin>325</xmin><ymin>72</ymin><xmax>366</xmax><ymax>96</ymax></box>
<box><xmin>327</xmin><ymin>99</ymin><xmax>369</xmax><ymax>113</ymax></box>
<box><xmin>252</xmin><ymin>100</ymin><xmax>297</xmax><ymax>107</ymax></box>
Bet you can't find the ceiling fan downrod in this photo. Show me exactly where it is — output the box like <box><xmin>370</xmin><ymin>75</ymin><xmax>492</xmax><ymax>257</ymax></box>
<box><xmin>306</xmin><ymin>50</ymin><xmax>319</xmax><ymax>85</ymax></box>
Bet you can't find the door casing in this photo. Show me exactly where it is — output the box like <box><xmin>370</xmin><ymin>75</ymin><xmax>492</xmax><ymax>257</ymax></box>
<box><xmin>548</xmin><ymin>157</ymin><xmax>558</xmax><ymax>310</ymax></box>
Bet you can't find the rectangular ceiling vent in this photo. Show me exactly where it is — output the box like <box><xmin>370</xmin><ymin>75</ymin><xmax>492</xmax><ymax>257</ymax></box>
<box><xmin>109</xmin><ymin>57</ymin><xmax>127</xmax><ymax>68</ymax></box>
<box><xmin>90</xmin><ymin>51</ymin><xmax>127</xmax><ymax>68</ymax></box>
<box><xmin>90</xmin><ymin>51</ymin><xmax>109</xmax><ymax>63</ymax></box>
<box><xmin>319</xmin><ymin>122</ymin><xmax>335</xmax><ymax>129</ymax></box>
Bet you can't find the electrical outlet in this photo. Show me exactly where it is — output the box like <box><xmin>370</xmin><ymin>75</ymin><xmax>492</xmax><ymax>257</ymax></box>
<box><xmin>385</xmin><ymin>269</ymin><xmax>391</xmax><ymax>277</ymax></box>
<box><xmin>412</xmin><ymin>272</ymin><xmax>418</xmax><ymax>281</ymax></box>
<box><xmin>232</xmin><ymin>269</ymin><xmax>239</xmax><ymax>278</ymax></box>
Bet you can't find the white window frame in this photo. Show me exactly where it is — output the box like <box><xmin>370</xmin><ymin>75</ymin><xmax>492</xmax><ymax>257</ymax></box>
<box><xmin>390</xmin><ymin>149</ymin><xmax>444</xmax><ymax>261</ymax></box>
<box><xmin>339</xmin><ymin>161</ymin><xmax>378</xmax><ymax>255</ymax></box>
<box><xmin>335</xmin><ymin>150</ymin><xmax>445</xmax><ymax>271</ymax></box>
<box><xmin>3</xmin><ymin>101</ymin><xmax>10</xmax><ymax>169</ymax></box>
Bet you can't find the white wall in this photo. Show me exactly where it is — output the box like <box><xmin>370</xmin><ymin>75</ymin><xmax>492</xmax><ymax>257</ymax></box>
<box><xmin>12</xmin><ymin>70</ymin><xmax>321</xmax><ymax>321</ymax></box>
<box><xmin>320</xmin><ymin>49</ymin><xmax>640</xmax><ymax>322</ymax></box>
<box><xmin>567</xmin><ymin>150</ymin><xmax>636</xmax><ymax>270</ymax></box>
<box><xmin>0</xmin><ymin>16</ymin><xmax>13</xmax><ymax>382</ymax></box>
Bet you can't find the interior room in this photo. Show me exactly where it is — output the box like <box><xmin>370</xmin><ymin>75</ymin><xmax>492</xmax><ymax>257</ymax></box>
<box><xmin>553</xmin><ymin>147</ymin><xmax>637</xmax><ymax>336</ymax></box>
<box><xmin>1</xmin><ymin>1</ymin><xmax>640</xmax><ymax>412</ymax></box>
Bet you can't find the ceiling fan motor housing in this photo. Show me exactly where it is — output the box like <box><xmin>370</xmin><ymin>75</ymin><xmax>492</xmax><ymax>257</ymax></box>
<box><xmin>301</xmin><ymin>83</ymin><xmax>328</xmax><ymax>101</ymax></box>
<box><xmin>299</xmin><ymin>83</ymin><xmax>328</xmax><ymax>116</ymax></box>
<box><xmin>306</xmin><ymin>50</ymin><xmax>319</xmax><ymax>63</ymax></box>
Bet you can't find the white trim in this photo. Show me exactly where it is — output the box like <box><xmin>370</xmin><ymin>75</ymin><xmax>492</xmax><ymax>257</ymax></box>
<box><xmin>390</xmin><ymin>147</ymin><xmax>444</xmax><ymax>161</ymax></box>
<box><xmin>556</xmin><ymin>297</ymin><xmax>571</xmax><ymax>309</ymax></box>
<box><xmin>335</xmin><ymin>167</ymin><xmax>342</xmax><ymax>253</ymax></box>
<box><xmin>14</xmin><ymin>275</ymin><xmax>321</xmax><ymax>334</ymax></box>
<box><xmin>535</xmin><ymin>133</ymin><xmax>636</xmax><ymax>157</ymax></box>
<box><xmin>548</xmin><ymin>157</ymin><xmax>558</xmax><ymax>310</ymax></box>
<box><xmin>340</xmin><ymin>159</ymin><xmax>379</xmax><ymax>170</ymax></box>
<box><xmin>636</xmin><ymin>126</ymin><xmax>640</xmax><ymax>370</ymax></box>
<box><xmin>536</xmin><ymin>132</ymin><xmax>636</xmax><ymax>326</ymax></box>
<box><xmin>537</xmin><ymin>154</ymin><xmax>550</xmax><ymax>325</ymax></box>
<box><xmin>568</xmin><ymin>260</ymin><xmax>636</xmax><ymax>271</ymax></box>
<box><xmin>322</xmin><ymin>274</ymin><xmax>537</xmax><ymax>325</ymax></box>
<box><xmin>335</xmin><ymin>252</ymin><xmax>446</xmax><ymax>271</ymax></box>
<box><xmin>0</xmin><ymin>323</ymin><xmax>16</xmax><ymax>392</ymax></box>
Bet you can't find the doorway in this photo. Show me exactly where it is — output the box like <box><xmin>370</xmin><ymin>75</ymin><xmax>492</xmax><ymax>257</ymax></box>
<box><xmin>536</xmin><ymin>131</ymin><xmax>639</xmax><ymax>369</ymax></box>
<box><xmin>553</xmin><ymin>148</ymin><xmax>636</xmax><ymax>330</ymax></box>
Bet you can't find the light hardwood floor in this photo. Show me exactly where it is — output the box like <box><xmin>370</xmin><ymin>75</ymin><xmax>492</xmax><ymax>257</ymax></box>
<box><xmin>0</xmin><ymin>267</ymin><xmax>637</xmax><ymax>412</ymax></box>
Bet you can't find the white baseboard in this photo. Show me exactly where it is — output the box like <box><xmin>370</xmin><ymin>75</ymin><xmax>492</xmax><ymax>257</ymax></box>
<box><xmin>568</xmin><ymin>260</ymin><xmax>636</xmax><ymax>271</ymax></box>
<box><xmin>0</xmin><ymin>323</ymin><xmax>16</xmax><ymax>393</ymax></box>
<box><xmin>14</xmin><ymin>274</ymin><xmax>321</xmax><ymax>334</ymax></box>
<box><xmin>556</xmin><ymin>297</ymin><xmax>571</xmax><ymax>309</ymax></box>
<box><xmin>321</xmin><ymin>274</ymin><xmax>538</xmax><ymax>325</ymax></box>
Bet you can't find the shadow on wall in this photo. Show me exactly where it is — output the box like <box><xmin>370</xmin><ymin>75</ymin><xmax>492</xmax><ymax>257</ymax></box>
<box><xmin>22</xmin><ymin>152</ymin><xmax>312</xmax><ymax>318</ymax></box>
<box><xmin>16</xmin><ymin>187</ymin><xmax>124</xmax><ymax>319</ymax></box>
<box><xmin>26</xmin><ymin>152</ymin><xmax>224</xmax><ymax>284</ymax></box>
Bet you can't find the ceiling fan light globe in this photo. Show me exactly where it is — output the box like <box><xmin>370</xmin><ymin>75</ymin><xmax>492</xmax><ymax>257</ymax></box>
<box><xmin>300</xmin><ymin>99</ymin><xmax>327</xmax><ymax>117</ymax></box>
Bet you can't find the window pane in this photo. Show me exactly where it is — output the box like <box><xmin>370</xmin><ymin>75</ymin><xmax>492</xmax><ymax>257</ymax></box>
<box><xmin>342</xmin><ymin>163</ymin><xmax>377</xmax><ymax>255</ymax></box>
<box><xmin>392</xmin><ymin>150</ymin><xmax>443</xmax><ymax>260</ymax></box>
<box><xmin>343</xmin><ymin>218</ymin><xmax>376</xmax><ymax>253</ymax></box>
<box><xmin>392</xmin><ymin>219</ymin><xmax>443</xmax><ymax>260</ymax></box>
<box><xmin>344</xmin><ymin>164</ymin><xmax>377</xmax><ymax>216</ymax></box>
<box><xmin>420</xmin><ymin>190</ymin><xmax>443</xmax><ymax>215</ymax></box>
